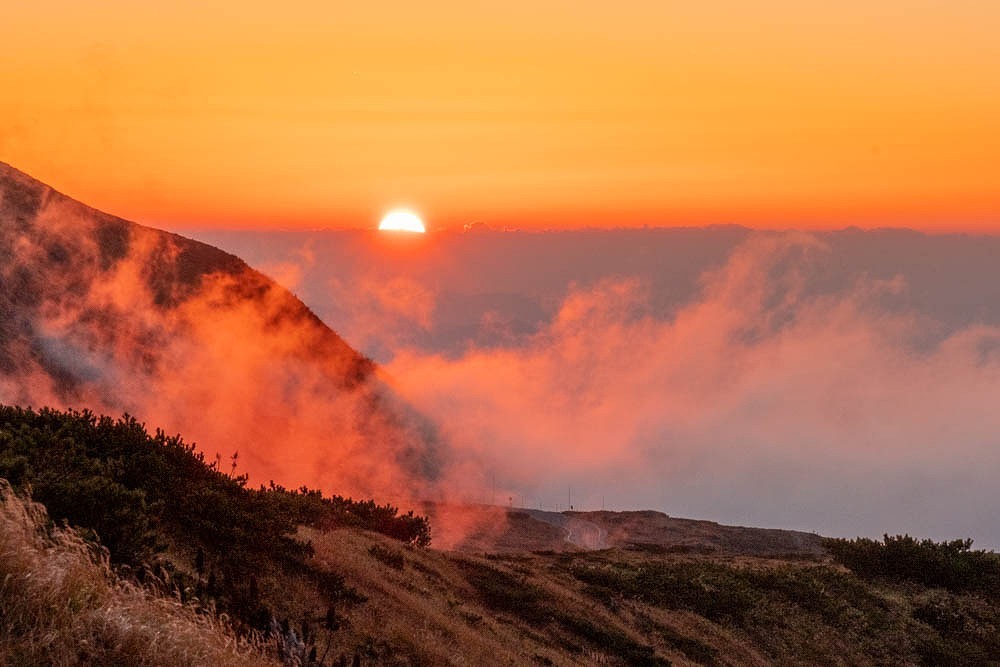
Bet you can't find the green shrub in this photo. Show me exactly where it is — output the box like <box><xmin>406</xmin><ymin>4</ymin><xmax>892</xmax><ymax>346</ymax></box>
<box><xmin>555</xmin><ymin>615</ymin><xmax>669</xmax><ymax>666</ymax></box>
<box><xmin>657</xmin><ymin>624</ymin><xmax>718</xmax><ymax>666</ymax></box>
<box><xmin>0</xmin><ymin>404</ymin><xmax>427</xmax><ymax>632</ymax></box>
<box><xmin>457</xmin><ymin>558</ymin><xmax>668</xmax><ymax>664</ymax></box>
<box><xmin>824</xmin><ymin>535</ymin><xmax>1000</xmax><ymax>595</ymax></box>
<box><xmin>568</xmin><ymin>560</ymin><xmax>759</xmax><ymax>625</ymax></box>
<box><xmin>567</xmin><ymin>557</ymin><xmax>894</xmax><ymax>637</ymax></box>
<box><xmin>455</xmin><ymin>559</ymin><xmax>550</xmax><ymax>624</ymax></box>
<box><xmin>368</xmin><ymin>544</ymin><xmax>406</xmax><ymax>570</ymax></box>
<box><xmin>914</xmin><ymin>636</ymin><xmax>994</xmax><ymax>667</ymax></box>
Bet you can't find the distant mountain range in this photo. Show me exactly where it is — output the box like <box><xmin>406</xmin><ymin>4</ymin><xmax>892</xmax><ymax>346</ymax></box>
<box><xmin>0</xmin><ymin>162</ymin><xmax>441</xmax><ymax>499</ymax></box>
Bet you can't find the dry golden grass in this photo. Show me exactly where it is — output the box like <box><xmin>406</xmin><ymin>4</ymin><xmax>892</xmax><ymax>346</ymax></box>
<box><xmin>0</xmin><ymin>479</ymin><xmax>278</xmax><ymax>667</ymax></box>
<box><xmin>303</xmin><ymin>526</ymin><xmax>739</xmax><ymax>666</ymax></box>
<box><xmin>304</xmin><ymin>526</ymin><xmax>575</xmax><ymax>665</ymax></box>
<box><xmin>302</xmin><ymin>519</ymin><xmax>960</xmax><ymax>666</ymax></box>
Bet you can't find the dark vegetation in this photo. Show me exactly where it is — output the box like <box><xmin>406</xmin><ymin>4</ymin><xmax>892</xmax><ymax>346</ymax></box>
<box><xmin>825</xmin><ymin>534</ymin><xmax>1000</xmax><ymax>595</ymax></box>
<box><xmin>455</xmin><ymin>558</ymin><xmax>668</xmax><ymax>666</ymax></box>
<box><xmin>0</xmin><ymin>405</ymin><xmax>429</xmax><ymax>638</ymax></box>
<box><xmin>563</xmin><ymin>554</ymin><xmax>891</xmax><ymax>661</ymax></box>
<box><xmin>367</xmin><ymin>544</ymin><xmax>406</xmax><ymax>570</ymax></box>
<box><xmin>653</xmin><ymin>623</ymin><xmax>718</xmax><ymax>666</ymax></box>
<box><xmin>822</xmin><ymin>534</ymin><xmax>1000</xmax><ymax>665</ymax></box>
<box><xmin>554</xmin><ymin>547</ymin><xmax>1000</xmax><ymax>666</ymax></box>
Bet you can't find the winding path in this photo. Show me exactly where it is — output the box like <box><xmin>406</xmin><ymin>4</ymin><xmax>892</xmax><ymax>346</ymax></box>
<box><xmin>523</xmin><ymin>509</ymin><xmax>609</xmax><ymax>550</ymax></box>
<box><xmin>564</xmin><ymin>516</ymin><xmax>608</xmax><ymax>550</ymax></box>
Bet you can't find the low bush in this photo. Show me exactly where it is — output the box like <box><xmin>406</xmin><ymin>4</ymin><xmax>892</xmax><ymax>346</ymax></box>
<box><xmin>567</xmin><ymin>560</ymin><xmax>759</xmax><ymax>625</ymax></box>
<box><xmin>368</xmin><ymin>544</ymin><xmax>406</xmax><ymax>570</ymax></box>
<box><xmin>824</xmin><ymin>535</ymin><xmax>1000</xmax><ymax>595</ymax></box>
<box><xmin>0</xmin><ymin>405</ymin><xmax>427</xmax><ymax>633</ymax></box>
<box><xmin>454</xmin><ymin>559</ymin><xmax>550</xmax><ymax>624</ymax></box>
<box><xmin>657</xmin><ymin>624</ymin><xmax>718</xmax><ymax>666</ymax></box>
<box><xmin>456</xmin><ymin>558</ymin><xmax>668</xmax><ymax>664</ymax></box>
<box><xmin>567</xmin><ymin>558</ymin><xmax>891</xmax><ymax>633</ymax></box>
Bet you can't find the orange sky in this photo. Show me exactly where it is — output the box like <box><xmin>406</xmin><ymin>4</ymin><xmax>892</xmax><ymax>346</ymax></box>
<box><xmin>2</xmin><ymin>1</ymin><xmax>999</xmax><ymax>231</ymax></box>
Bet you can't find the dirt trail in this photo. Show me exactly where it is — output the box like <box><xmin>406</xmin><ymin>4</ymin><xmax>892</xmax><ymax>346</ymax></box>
<box><xmin>564</xmin><ymin>516</ymin><xmax>608</xmax><ymax>550</ymax></box>
<box><xmin>522</xmin><ymin>509</ymin><xmax>608</xmax><ymax>550</ymax></box>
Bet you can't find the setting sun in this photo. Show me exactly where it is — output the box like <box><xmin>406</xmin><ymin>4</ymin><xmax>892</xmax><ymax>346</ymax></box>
<box><xmin>378</xmin><ymin>209</ymin><xmax>426</xmax><ymax>233</ymax></box>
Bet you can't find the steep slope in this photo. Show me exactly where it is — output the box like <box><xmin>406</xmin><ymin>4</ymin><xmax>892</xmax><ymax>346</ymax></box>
<box><xmin>0</xmin><ymin>162</ymin><xmax>439</xmax><ymax>499</ymax></box>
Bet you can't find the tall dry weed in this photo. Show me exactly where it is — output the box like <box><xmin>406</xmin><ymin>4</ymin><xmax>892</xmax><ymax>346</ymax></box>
<box><xmin>0</xmin><ymin>478</ymin><xmax>277</xmax><ymax>666</ymax></box>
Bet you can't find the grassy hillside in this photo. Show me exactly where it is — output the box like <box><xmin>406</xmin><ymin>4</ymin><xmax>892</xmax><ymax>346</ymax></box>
<box><xmin>0</xmin><ymin>405</ymin><xmax>428</xmax><ymax>664</ymax></box>
<box><xmin>3</xmin><ymin>405</ymin><xmax>1000</xmax><ymax>665</ymax></box>
<box><xmin>304</xmin><ymin>530</ymin><xmax>1000</xmax><ymax>666</ymax></box>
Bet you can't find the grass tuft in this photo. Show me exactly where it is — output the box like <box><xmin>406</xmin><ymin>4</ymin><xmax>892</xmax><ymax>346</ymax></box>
<box><xmin>0</xmin><ymin>479</ymin><xmax>277</xmax><ymax>666</ymax></box>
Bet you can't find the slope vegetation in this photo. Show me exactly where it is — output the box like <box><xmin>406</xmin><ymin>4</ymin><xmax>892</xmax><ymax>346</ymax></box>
<box><xmin>4</xmin><ymin>406</ymin><xmax>1000</xmax><ymax>665</ymax></box>
<box><xmin>0</xmin><ymin>404</ymin><xmax>429</xmax><ymax>665</ymax></box>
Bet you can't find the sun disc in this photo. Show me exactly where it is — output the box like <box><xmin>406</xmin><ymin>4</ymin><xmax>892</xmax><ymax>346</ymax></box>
<box><xmin>378</xmin><ymin>209</ymin><xmax>426</xmax><ymax>233</ymax></box>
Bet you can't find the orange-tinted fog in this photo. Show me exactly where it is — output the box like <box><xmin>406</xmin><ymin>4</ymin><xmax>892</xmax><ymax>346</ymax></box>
<box><xmin>201</xmin><ymin>227</ymin><xmax>1000</xmax><ymax>547</ymax></box>
<box><xmin>8</xmin><ymin>161</ymin><xmax>1000</xmax><ymax>548</ymax></box>
<box><xmin>1</xmin><ymin>165</ymin><xmax>505</xmax><ymax>547</ymax></box>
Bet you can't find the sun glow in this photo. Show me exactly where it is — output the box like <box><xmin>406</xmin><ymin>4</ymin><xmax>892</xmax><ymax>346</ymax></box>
<box><xmin>379</xmin><ymin>209</ymin><xmax>426</xmax><ymax>233</ymax></box>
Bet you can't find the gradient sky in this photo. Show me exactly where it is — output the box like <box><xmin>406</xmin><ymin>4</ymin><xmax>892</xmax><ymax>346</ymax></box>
<box><xmin>3</xmin><ymin>1</ymin><xmax>999</xmax><ymax>231</ymax></box>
